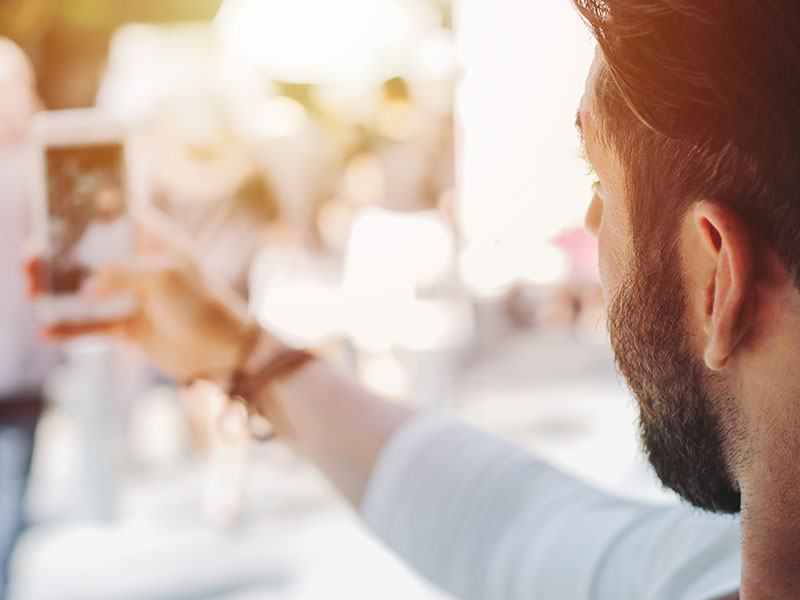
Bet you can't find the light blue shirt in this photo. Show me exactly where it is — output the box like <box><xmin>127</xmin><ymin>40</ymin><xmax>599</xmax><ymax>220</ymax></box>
<box><xmin>361</xmin><ymin>414</ymin><xmax>741</xmax><ymax>600</ymax></box>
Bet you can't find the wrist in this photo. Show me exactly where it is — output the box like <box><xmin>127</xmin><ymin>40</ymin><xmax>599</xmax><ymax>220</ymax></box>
<box><xmin>183</xmin><ymin>311</ymin><xmax>266</xmax><ymax>386</ymax></box>
<box><xmin>226</xmin><ymin>328</ymin><xmax>315</xmax><ymax>441</ymax></box>
<box><xmin>235</xmin><ymin>327</ymin><xmax>288</xmax><ymax>377</ymax></box>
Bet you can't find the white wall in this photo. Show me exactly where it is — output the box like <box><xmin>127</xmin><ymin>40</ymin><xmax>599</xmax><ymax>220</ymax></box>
<box><xmin>455</xmin><ymin>0</ymin><xmax>596</xmax><ymax>290</ymax></box>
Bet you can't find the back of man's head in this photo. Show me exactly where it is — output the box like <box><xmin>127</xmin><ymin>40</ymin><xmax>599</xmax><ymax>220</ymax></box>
<box><xmin>573</xmin><ymin>1</ymin><xmax>800</xmax><ymax>286</ymax></box>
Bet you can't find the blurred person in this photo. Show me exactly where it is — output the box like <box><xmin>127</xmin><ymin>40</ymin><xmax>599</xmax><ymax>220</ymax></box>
<box><xmin>145</xmin><ymin>94</ymin><xmax>281</xmax><ymax>297</ymax></box>
<box><xmin>0</xmin><ymin>38</ymin><xmax>57</xmax><ymax>600</ymax></box>
<box><xmin>31</xmin><ymin>1</ymin><xmax>800</xmax><ymax>599</ymax></box>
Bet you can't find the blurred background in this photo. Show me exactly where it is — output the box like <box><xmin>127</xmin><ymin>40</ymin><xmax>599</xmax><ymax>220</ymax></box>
<box><xmin>0</xmin><ymin>1</ymin><xmax>678</xmax><ymax>599</ymax></box>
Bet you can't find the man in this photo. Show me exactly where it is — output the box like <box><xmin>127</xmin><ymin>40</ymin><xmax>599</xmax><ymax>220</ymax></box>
<box><xmin>0</xmin><ymin>38</ymin><xmax>57</xmax><ymax>600</ymax></box>
<box><xmin>38</xmin><ymin>1</ymin><xmax>800</xmax><ymax>598</ymax></box>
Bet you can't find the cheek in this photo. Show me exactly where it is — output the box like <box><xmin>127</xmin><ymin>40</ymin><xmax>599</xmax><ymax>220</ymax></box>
<box><xmin>597</xmin><ymin>234</ymin><xmax>616</xmax><ymax>302</ymax></box>
<box><xmin>597</xmin><ymin>217</ymin><xmax>631</xmax><ymax>303</ymax></box>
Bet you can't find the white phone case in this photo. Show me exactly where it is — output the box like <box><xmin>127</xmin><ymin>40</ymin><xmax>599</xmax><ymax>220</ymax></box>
<box><xmin>30</xmin><ymin>109</ymin><xmax>140</xmax><ymax>324</ymax></box>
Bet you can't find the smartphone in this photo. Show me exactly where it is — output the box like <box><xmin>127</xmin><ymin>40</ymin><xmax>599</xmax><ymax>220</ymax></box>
<box><xmin>30</xmin><ymin>109</ymin><xmax>138</xmax><ymax>324</ymax></box>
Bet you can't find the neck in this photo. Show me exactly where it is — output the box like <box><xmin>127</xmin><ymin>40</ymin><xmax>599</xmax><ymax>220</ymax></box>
<box><xmin>738</xmin><ymin>445</ymin><xmax>800</xmax><ymax>598</ymax></box>
<box><xmin>734</xmin><ymin>282</ymin><xmax>800</xmax><ymax>598</ymax></box>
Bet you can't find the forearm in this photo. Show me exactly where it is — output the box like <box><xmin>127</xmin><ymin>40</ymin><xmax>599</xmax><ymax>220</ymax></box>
<box><xmin>253</xmin><ymin>356</ymin><xmax>416</xmax><ymax>505</ymax></box>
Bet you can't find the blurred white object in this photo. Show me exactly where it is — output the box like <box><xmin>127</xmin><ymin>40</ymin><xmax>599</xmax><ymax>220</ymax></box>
<box><xmin>342</xmin><ymin>207</ymin><xmax>452</xmax><ymax>299</ymax></box>
<box><xmin>459</xmin><ymin>240</ymin><xmax>568</xmax><ymax>298</ymax></box>
<box><xmin>64</xmin><ymin>339</ymin><xmax>118</xmax><ymax>521</ymax></box>
<box><xmin>187</xmin><ymin>381</ymin><xmax>252</xmax><ymax>529</ymax></box>
<box><xmin>30</xmin><ymin>338</ymin><xmax>118</xmax><ymax>521</ymax></box>
<box><xmin>455</xmin><ymin>0</ymin><xmax>596</xmax><ymax>290</ymax></box>
<box><xmin>127</xmin><ymin>387</ymin><xmax>188</xmax><ymax>467</ymax></box>
<box><xmin>249</xmin><ymin>247</ymin><xmax>342</xmax><ymax>347</ymax></box>
<box><xmin>339</xmin><ymin>207</ymin><xmax>465</xmax><ymax>353</ymax></box>
<box><xmin>214</xmin><ymin>0</ymin><xmax>442</xmax><ymax>84</ymax></box>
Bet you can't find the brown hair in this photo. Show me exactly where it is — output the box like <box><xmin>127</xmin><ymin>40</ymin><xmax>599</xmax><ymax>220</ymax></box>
<box><xmin>574</xmin><ymin>1</ymin><xmax>800</xmax><ymax>281</ymax></box>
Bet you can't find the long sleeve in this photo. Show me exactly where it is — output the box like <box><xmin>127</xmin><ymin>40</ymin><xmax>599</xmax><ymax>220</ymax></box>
<box><xmin>360</xmin><ymin>414</ymin><xmax>740</xmax><ymax>600</ymax></box>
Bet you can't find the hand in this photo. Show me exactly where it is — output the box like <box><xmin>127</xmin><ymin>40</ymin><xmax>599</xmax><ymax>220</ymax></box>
<box><xmin>27</xmin><ymin>210</ymin><xmax>260</xmax><ymax>383</ymax></box>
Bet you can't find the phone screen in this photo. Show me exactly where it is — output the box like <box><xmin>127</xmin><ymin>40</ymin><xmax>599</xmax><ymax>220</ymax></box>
<box><xmin>42</xmin><ymin>142</ymin><xmax>136</xmax><ymax>320</ymax></box>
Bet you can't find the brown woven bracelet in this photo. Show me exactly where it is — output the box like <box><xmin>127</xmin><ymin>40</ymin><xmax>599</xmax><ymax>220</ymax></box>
<box><xmin>228</xmin><ymin>348</ymin><xmax>315</xmax><ymax>440</ymax></box>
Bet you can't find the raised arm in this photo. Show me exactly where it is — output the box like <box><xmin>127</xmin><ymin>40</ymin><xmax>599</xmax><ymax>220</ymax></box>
<box><xmin>246</xmin><ymin>349</ymin><xmax>414</xmax><ymax>505</ymax></box>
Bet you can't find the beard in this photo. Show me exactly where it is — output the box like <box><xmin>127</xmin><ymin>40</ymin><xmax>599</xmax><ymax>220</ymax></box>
<box><xmin>606</xmin><ymin>245</ymin><xmax>742</xmax><ymax>514</ymax></box>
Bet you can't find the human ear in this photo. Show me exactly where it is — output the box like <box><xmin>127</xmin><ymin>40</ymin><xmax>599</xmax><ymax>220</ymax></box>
<box><xmin>689</xmin><ymin>202</ymin><xmax>756</xmax><ymax>370</ymax></box>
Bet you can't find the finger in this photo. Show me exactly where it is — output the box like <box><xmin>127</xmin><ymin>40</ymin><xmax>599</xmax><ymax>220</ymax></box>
<box><xmin>43</xmin><ymin>319</ymin><xmax>128</xmax><ymax>340</ymax></box>
<box><xmin>24</xmin><ymin>256</ymin><xmax>46</xmax><ymax>297</ymax></box>
<box><xmin>84</xmin><ymin>254</ymin><xmax>180</xmax><ymax>299</ymax></box>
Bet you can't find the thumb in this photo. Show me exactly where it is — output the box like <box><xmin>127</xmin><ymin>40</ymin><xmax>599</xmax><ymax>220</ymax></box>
<box><xmin>133</xmin><ymin>205</ymin><xmax>197</xmax><ymax>257</ymax></box>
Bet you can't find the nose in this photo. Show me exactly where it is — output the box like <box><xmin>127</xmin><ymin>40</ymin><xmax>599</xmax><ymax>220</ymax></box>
<box><xmin>584</xmin><ymin>191</ymin><xmax>603</xmax><ymax>237</ymax></box>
